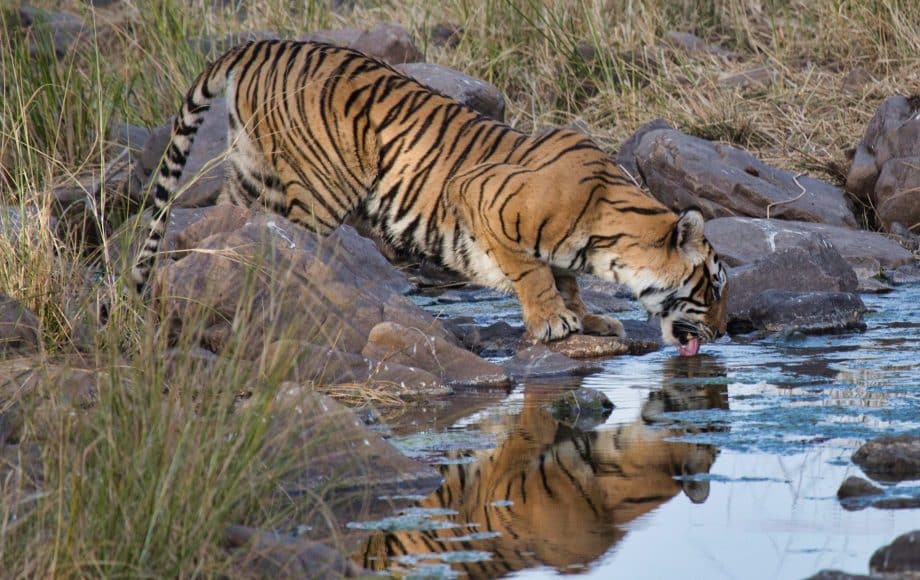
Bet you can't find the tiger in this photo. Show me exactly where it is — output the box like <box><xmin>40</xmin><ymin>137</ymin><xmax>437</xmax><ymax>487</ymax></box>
<box><xmin>132</xmin><ymin>39</ymin><xmax>729</xmax><ymax>351</ymax></box>
<box><xmin>353</xmin><ymin>388</ymin><xmax>719</xmax><ymax>577</ymax></box>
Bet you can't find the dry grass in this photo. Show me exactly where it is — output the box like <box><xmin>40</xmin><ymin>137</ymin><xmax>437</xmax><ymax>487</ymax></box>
<box><xmin>1</xmin><ymin>0</ymin><xmax>919</xmax><ymax>575</ymax></box>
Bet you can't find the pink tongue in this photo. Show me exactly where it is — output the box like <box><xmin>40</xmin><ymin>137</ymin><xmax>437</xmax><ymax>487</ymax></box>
<box><xmin>678</xmin><ymin>337</ymin><xmax>700</xmax><ymax>357</ymax></box>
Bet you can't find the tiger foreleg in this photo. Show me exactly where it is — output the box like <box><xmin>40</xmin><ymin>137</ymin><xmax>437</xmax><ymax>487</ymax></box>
<box><xmin>554</xmin><ymin>271</ymin><xmax>625</xmax><ymax>337</ymax></box>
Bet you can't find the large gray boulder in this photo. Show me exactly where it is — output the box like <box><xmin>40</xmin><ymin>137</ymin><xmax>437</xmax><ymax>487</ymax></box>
<box><xmin>395</xmin><ymin>62</ymin><xmax>506</xmax><ymax>121</ymax></box>
<box><xmin>705</xmin><ymin>217</ymin><xmax>914</xmax><ymax>276</ymax></box>
<box><xmin>617</xmin><ymin>121</ymin><xmax>857</xmax><ymax>227</ymax></box>
<box><xmin>846</xmin><ymin>95</ymin><xmax>920</xmax><ymax>233</ymax></box>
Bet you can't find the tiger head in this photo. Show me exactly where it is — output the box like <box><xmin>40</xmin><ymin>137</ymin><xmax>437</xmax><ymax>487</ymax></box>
<box><xmin>641</xmin><ymin>208</ymin><xmax>728</xmax><ymax>356</ymax></box>
<box><xmin>589</xmin><ymin>205</ymin><xmax>728</xmax><ymax>355</ymax></box>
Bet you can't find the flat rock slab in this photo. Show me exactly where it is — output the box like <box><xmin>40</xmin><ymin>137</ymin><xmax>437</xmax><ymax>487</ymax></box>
<box><xmin>545</xmin><ymin>334</ymin><xmax>659</xmax><ymax>359</ymax></box>
<box><xmin>852</xmin><ymin>434</ymin><xmax>920</xmax><ymax>482</ymax></box>
<box><xmin>706</xmin><ymin>217</ymin><xmax>914</xmax><ymax>273</ymax></box>
<box><xmin>616</xmin><ymin>122</ymin><xmax>857</xmax><ymax>227</ymax></box>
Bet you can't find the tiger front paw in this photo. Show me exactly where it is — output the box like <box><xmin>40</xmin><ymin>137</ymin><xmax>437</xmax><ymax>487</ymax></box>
<box><xmin>525</xmin><ymin>307</ymin><xmax>582</xmax><ymax>342</ymax></box>
<box><xmin>582</xmin><ymin>314</ymin><xmax>625</xmax><ymax>337</ymax></box>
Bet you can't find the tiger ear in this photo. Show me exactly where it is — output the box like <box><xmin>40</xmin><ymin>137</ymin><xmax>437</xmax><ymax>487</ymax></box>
<box><xmin>674</xmin><ymin>208</ymin><xmax>706</xmax><ymax>262</ymax></box>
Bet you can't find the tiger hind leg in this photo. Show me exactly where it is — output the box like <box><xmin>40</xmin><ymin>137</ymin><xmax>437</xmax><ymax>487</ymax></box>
<box><xmin>554</xmin><ymin>272</ymin><xmax>624</xmax><ymax>337</ymax></box>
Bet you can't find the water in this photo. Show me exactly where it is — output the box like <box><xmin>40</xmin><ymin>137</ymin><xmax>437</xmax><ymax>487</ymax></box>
<box><xmin>351</xmin><ymin>285</ymin><xmax>920</xmax><ymax>579</ymax></box>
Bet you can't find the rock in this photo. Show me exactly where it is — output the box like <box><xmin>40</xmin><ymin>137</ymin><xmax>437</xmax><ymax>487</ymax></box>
<box><xmin>0</xmin><ymin>296</ymin><xmax>40</xmax><ymax>356</ymax></box>
<box><xmin>18</xmin><ymin>6</ymin><xmax>89</xmax><ymax>58</ymax></box>
<box><xmin>256</xmin><ymin>383</ymin><xmax>442</xmax><ymax>496</ymax></box>
<box><xmin>852</xmin><ymin>435</ymin><xmax>920</xmax><ymax>482</ymax></box>
<box><xmin>846</xmin><ymin>95</ymin><xmax>920</xmax><ymax>233</ymax></box>
<box><xmin>503</xmin><ymin>345</ymin><xmax>602</xmax><ymax>380</ymax></box>
<box><xmin>616</xmin><ymin>123</ymin><xmax>857</xmax><ymax>227</ymax></box>
<box><xmin>352</xmin><ymin>23</ymin><xmax>423</xmax><ymax>64</ymax></box>
<box><xmin>615</xmin><ymin>118</ymin><xmax>674</xmax><ymax>184</ymax></box>
<box><xmin>226</xmin><ymin>525</ymin><xmax>366</xmax><ymax>578</ymax></box>
<box><xmin>746</xmin><ymin>290</ymin><xmax>865</xmax><ymax>334</ymax></box>
<box><xmin>395</xmin><ymin>62</ymin><xmax>506</xmax><ymax>121</ymax></box>
<box><xmin>705</xmin><ymin>217</ymin><xmax>914</xmax><ymax>274</ymax></box>
<box><xmin>718</xmin><ymin>65</ymin><xmax>779</xmax><ymax>89</ymax></box>
<box><xmin>620</xmin><ymin>318</ymin><xmax>664</xmax><ymax>345</ymax></box>
<box><xmin>450</xmin><ymin>319</ymin><xmax>523</xmax><ymax>357</ymax></box>
<box><xmin>577</xmin><ymin>276</ymin><xmax>635</xmax><ymax>314</ymax></box>
<box><xmin>890</xmin><ymin>263</ymin><xmax>920</xmax><ymax>285</ymax></box>
<box><xmin>264</xmin><ymin>340</ymin><xmax>450</xmax><ymax>398</ymax></box>
<box><xmin>545</xmin><ymin>334</ymin><xmax>659</xmax><ymax>359</ymax></box>
<box><xmin>138</xmin><ymin>98</ymin><xmax>229</xmax><ymax>208</ymax></box>
<box><xmin>841</xmin><ymin>67</ymin><xmax>874</xmax><ymax>94</ymax></box>
<box><xmin>153</xmin><ymin>209</ymin><xmax>449</xmax><ymax>358</ymax></box>
<box><xmin>870</xmin><ymin>530</ymin><xmax>920</xmax><ymax>577</ymax></box>
<box><xmin>306</xmin><ymin>23</ymin><xmax>423</xmax><ymax>65</ymax></box>
<box><xmin>546</xmin><ymin>387</ymin><xmax>614</xmax><ymax>429</ymax></box>
<box><xmin>725</xmin><ymin>234</ymin><xmax>859</xmax><ymax>330</ymax></box>
<box><xmin>362</xmin><ymin>322</ymin><xmax>510</xmax><ymax>387</ymax></box>
<box><xmin>837</xmin><ymin>475</ymin><xmax>883</xmax><ymax>500</ymax></box>
<box><xmin>429</xmin><ymin>22</ymin><xmax>463</xmax><ymax>48</ymax></box>
<box><xmin>875</xmin><ymin>155</ymin><xmax>920</xmax><ymax>233</ymax></box>
<box><xmin>664</xmin><ymin>31</ymin><xmax>741</xmax><ymax>59</ymax></box>
<box><xmin>108</xmin><ymin>122</ymin><xmax>150</xmax><ymax>153</ymax></box>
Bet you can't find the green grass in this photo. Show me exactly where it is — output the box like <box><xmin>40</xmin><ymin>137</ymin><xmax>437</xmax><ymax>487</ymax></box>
<box><xmin>0</xmin><ymin>0</ymin><xmax>918</xmax><ymax>575</ymax></box>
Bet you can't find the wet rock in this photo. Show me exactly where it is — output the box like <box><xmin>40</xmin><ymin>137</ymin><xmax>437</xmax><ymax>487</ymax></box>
<box><xmin>889</xmin><ymin>263</ymin><xmax>920</xmax><ymax>285</ymax></box>
<box><xmin>837</xmin><ymin>475</ymin><xmax>883</xmax><ymax>501</ymax></box>
<box><xmin>747</xmin><ymin>290</ymin><xmax>865</xmax><ymax>334</ymax></box>
<box><xmin>226</xmin><ymin>524</ymin><xmax>366</xmax><ymax>578</ymax></box>
<box><xmin>620</xmin><ymin>318</ymin><xmax>664</xmax><ymax>345</ymax></box>
<box><xmin>305</xmin><ymin>23</ymin><xmax>423</xmax><ymax>65</ymax></box>
<box><xmin>616</xmin><ymin>123</ymin><xmax>857</xmax><ymax>227</ymax></box>
<box><xmin>852</xmin><ymin>435</ymin><xmax>920</xmax><ymax>482</ymax></box>
<box><xmin>362</xmin><ymin>322</ymin><xmax>510</xmax><ymax>388</ymax></box>
<box><xmin>395</xmin><ymin>62</ymin><xmax>506</xmax><ymax>121</ymax></box>
<box><xmin>705</xmin><ymin>217</ymin><xmax>914</xmax><ymax>273</ymax></box>
<box><xmin>138</xmin><ymin>99</ymin><xmax>229</xmax><ymax>208</ymax></box>
<box><xmin>503</xmin><ymin>345</ymin><xmax>602</xmax><ymax>380</ymax></box>
<box><xmin>846</xmin><ymin>95</ymin><xmax>920</xmax><ymax>233</ymax></box>
<box><xmin>429</xmin><ymin>22</ymin><xmax>463</xmax><ymax>48</ymax></box>
<box><xmin>545</xmin><ymin>334</ymin><xmax>659</xmax><ymax>359</ymax></box>
<box><xmin>664</xmin><ymin>31</ymin><xmax>741</xmax><ymax>60</ymax></box>
<box><xmin>264</xmin><ymin>339</ymin><xmax>450</xmax><ymax>398</ymax></box>
<box><xmin>546</xmin><ymin>387</ymin><xmax>614</xmax><ymax>429</ymax></box>
<box><xmin>726</xmin><ymin>234</ymin><xmax>859</xmax><ymax>331</ymax></box>
<box><xmin>870</xmin><ymin>530</ymin><xmax>920</xmax><ymax>577</ymax></box>
<box><xmin>154</xmin><ymin>210</ymin><xmax>448</xmax><ymax>358</ymax></box>
<box><xmin>257</xmin><ymin>382</ymin><xmax>442</xmax><ymax>496</ymax></box>
<box><xmin>0</xmin><ymin>296</ymin><xmax>40</xmax><ymax>356</ymax></box>
<box><xmin>451</xmin><ymin>320</ymin><xmax>522</xmax><ymax>357</ymax></box>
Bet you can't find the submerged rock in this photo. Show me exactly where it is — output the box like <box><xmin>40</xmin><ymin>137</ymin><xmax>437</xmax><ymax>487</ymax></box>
<box><xmin>852</xmin><ymin>435</ymin><xmax>920</xmax><ymax>482</ymax></box>
<box><xmin>545</xmin><ymin>387</ymin><xmax>614</xmax><ymax>430</ymax></box>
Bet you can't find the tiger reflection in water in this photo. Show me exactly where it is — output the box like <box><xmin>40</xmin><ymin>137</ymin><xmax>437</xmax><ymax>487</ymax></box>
<box><xmin>355</xmin><ymin>357</ymin><xmax>729</xmax><ymax>577</ymax></box>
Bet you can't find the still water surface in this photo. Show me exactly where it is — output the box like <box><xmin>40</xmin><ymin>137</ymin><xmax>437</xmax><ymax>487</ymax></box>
<box><xmin>351</xmin><ymin>285</ymin><xmax>920</xmax><ymax>579</ymax></box>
